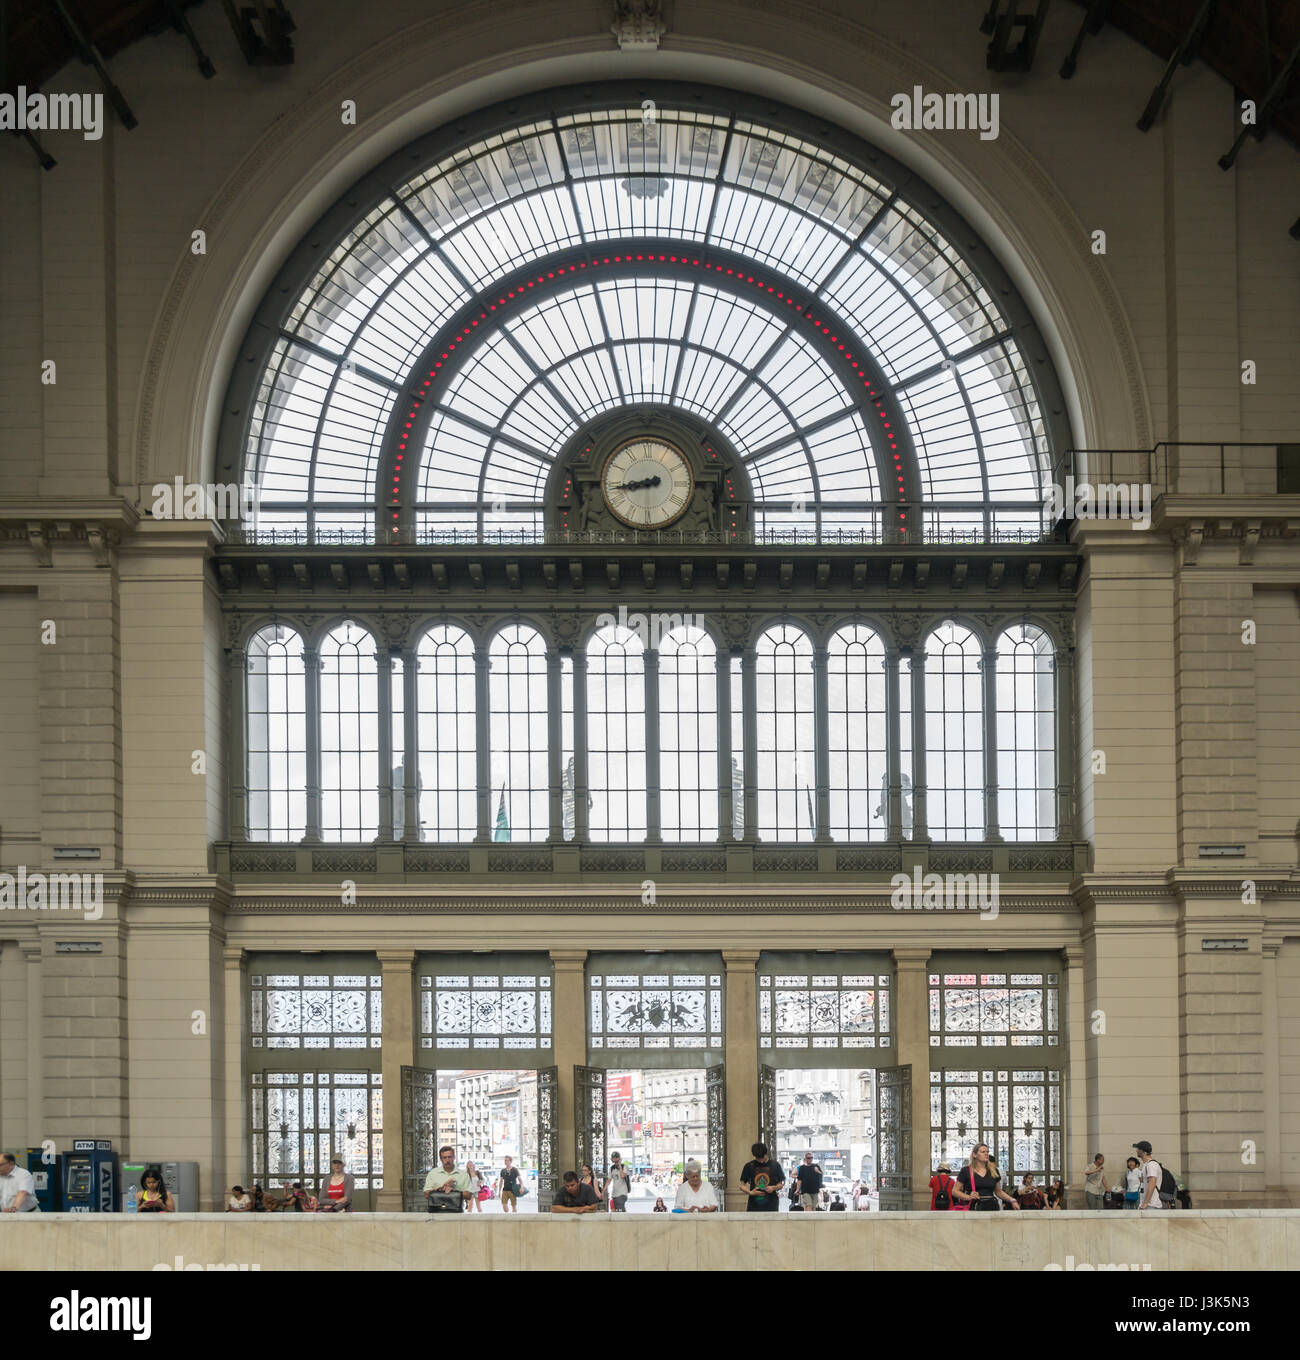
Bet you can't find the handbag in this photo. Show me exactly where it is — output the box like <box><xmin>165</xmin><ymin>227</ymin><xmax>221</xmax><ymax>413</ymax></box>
<box><xmin>427</xmin><ymin>1191</ymin><xmax>464</xmax><ymax>1213</ymax></box>
<box><xmin>477</xmin><ymin>1185</ymin><xmax>491</xmax><ymax>1201</ymax></box>
<box><xmin>515</xmin><ymin>1182</ymin><xmax>528</xmax><ymax>1197</ymax></box>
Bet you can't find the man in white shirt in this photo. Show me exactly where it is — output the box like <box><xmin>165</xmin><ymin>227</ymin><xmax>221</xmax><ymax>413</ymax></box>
<box><xmin>1133</xmin><ymin>1140</ymin><xmax>1164</xmax><ymax>1210</ymax></box>
<box><xmin>674</xmin><ymin>1160</ymin><xmax>719</xmax><ymax>1213</ymax></box>
<box><xmin>0</xmin><ymin>1154</ymin><xmax>40</xmax><ymax>1213</ymax></box>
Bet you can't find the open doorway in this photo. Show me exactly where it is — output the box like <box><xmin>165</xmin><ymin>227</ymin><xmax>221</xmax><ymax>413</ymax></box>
<box><xmin>772</xmin><ymin>1067</ymin><xmax>877</xmax><ymax>1211</ymax></box>
<box><xmin>604</xmin><ymin>1068</ymin><xmax>720</xmax><ymax>1213</ymax></box>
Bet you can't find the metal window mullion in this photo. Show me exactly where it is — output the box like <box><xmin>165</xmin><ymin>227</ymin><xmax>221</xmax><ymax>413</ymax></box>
<box><xmin>910</xmin><ymin>650</ymin><xmax>928</xmax><ymax>840</ymax></box>
<box><xmin>813</xmin><ymin>643</ymin><xmax>831</xmax><ymax>843</ymax></box>
<box><xmin>572</xmin><ymin>649</ymin><xmax>590</xmax><ymax>842</ymax></box>
<box><xmin>644</xmin><ymin>647</ymin><xmax>661</xmax><ymax>844</ymax></box>
<box><xmin>230</xmin><ymin>646</ymin><xmax>248</xmax><ymax>841</ymax></box>
<box><xmin>303</xmin><ymin>646</ymin><xmax>322</xmax><ymax>842</ymax></box>
<box><xmin>983</xmin><ymin>647</ymin><xmax>1001</xmax><ymax>842</ymax></box>
<box><xmin>885</xmin><ymin>648</ymin><xmax>902</xmax><ymax>841</ymax></box>
<box><xmin>475</xmin><ymin>647</ymin><xmax>492</xmax><ymax>842</ymax></box>
<box><xmin>716</xmin><ymin>648</ymin><xmax>733</xmax><ymax>843</ymax></box>
<box><xmin>547</xmin><ymin>649</ymin><xmax>564</xmax><ymax>841</ymax></box>
<box><xmin>1054</xmin><ymin>645</ymin><xmax>1074</xmax><ymax>842</ymax></box>
<box><xmin>376</xmin><ymin>647</ymin><xmax>394</xmax><ymax>842</ymax></box>
<box><xmin>402</xmin><ymin>648</ymin><xmax>419</xmax><ymax>843</ymax></box>
<box><xmin>742</xmin><ymin>647</ymin><xmax>758</xmax><ymax>841</ymax></box>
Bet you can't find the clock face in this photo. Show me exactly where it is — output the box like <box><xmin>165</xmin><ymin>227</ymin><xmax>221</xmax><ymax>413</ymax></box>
<box><xmin>601</xmin><ymin>438</ymin><xmax>695</xmax><ymax>528</ymax></box>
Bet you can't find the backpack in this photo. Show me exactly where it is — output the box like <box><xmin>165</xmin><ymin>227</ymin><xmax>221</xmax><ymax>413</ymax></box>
<box><xmin>1159</xmin><ymin>1166</ymin><xmax>1179</xmax><ymax>1204</ymax></box>
<box><xmin>933</xmin><ymin>1175</ymin><xmax>952</xmax><ymax>1210</ymax></box>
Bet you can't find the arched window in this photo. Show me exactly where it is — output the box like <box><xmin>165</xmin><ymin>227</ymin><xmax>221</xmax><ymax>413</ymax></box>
<box><xmin>416</xmin><ymin>624</ymin><xmax>476</xmax><ymax>841</ymax></box>
<box><xmin>489</xmin><ymin>624</ymin><xmax>549</xmax><ymax>842</ymax></box>
<box><xmin>996</xmin><ymin>624</ymin><xmax>1057</xmax><ymax>840</ymax></box>
<box><xmin>587</xmin><ymin>623</ymin><xmax>646</xmax><ymax>841</ymax></box>
<box><xmin>924</xmin><ymin>621</ymin><xmax>983</xmax><ymax>841</ymax></box>
<box><xmin>827</xmin><ymin>625</ymin><xmax>887</xmax><ymax>841</ymax></box>
<box><xmin>319</xmin><ymin>621</ymin><xmax>380</xmax><ymax>840</ymax></box>
<box><xmin>756</xmin><ymin>624</ymin><xmax>816</xmax><ymax>841</ymax></box>
<box><xmin>659</xmin><ymin>624</ymin><xmax>718</xmax><ymax>842</ymax></box>
<box><xmin>246</xmin><ymin>624</ymin><xmax>306</xmax><ymax>840</ymax></box>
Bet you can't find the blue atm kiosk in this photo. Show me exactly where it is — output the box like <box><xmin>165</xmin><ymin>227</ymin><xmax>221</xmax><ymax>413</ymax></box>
<box><xmin>61</xmin><ymin>1139</ymin><xmax>118</xmax><ymax>1212</ymax></box>
<box><xmin>25</xmin><ymin>1148</ymin><xmax>62</xmax><ymax>1212</ymax></box>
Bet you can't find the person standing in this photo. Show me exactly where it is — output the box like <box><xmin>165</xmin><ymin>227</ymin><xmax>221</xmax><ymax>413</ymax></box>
<box><xmin>795</xmin><ymin>1152</ymin><xmax>823</xmax><ymax>1211</ymax></box>
<box><xmin>579</xmin><ymin>1163</ymin><xmax>599</xmax><ymax>1203</ymax></box>
<box><xmin>1133</xmin><ymin>1141</ymin><xmax>1165</xmax><ymax>1210</ymax></box>
<box><xmin>0</xmin><ymin>1154</ymin><xmax>39</xmax><ymax>1213</ymax></box>
<box><xmin>673</xmin><ymin>1160</ymin><xmax>719</xmax><ymax>1212</ymax></box>
<box><xmin>739</xmin><ymin>1142</ymin><xmax>785</xmax><ymax>1212</ymax></box>
<box><xmin>1123</xmin><ymin>1156</ymin><xmax>1142</xmax><ymax>1209</ymax></box>
<box><xmin>953</xmin><ymin>1144</ymin><xmax>1020</xmax><ymax>1211</ymax></box>
<box><xmin>495</xmin><ymin>1156</ymin><xmax>521</xmax><ymax>1212</ymax></box>
<box><xmin>929</xmin><ymin>1163</ymin><xmax>957</xmax><ymax>1210</ymax></box>
<box><xmin>464</xmin><ymin>1160</ymin><xmax>485</xmax><ymax>1212</ymax></box>
<box><xmin>423</xmin><ymin>1145</ymin><xmax>473</xmax><ymax>1211</ymax></box>
<box><xmin>316</xmin><ymin>1157</ymin><xmax>354</xmax><ymax>1213</ymax></box>
<box><xmin>1080</xmin><ymin>1154</ymin><xmax>1109</xmax><ymax>1210</ymax></box>
<box><xmin>606</xmin><ymin>1154</ymin><xmax>631</xmax><ymax>1212</ymax></box>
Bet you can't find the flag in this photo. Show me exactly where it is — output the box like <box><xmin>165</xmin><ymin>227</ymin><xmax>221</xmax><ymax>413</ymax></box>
<box><xmin>493</xmin><ymin>786</ymin><xmax>510</xmax><ymax>841</ymax></box>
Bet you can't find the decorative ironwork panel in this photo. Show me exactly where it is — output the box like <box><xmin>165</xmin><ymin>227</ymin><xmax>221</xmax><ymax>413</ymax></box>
<box><xmin>758</xmin><ymin>970</ymin><xmax>892</xmax><ymax>1053</ymax></box>
<box><xmin>588</xmin><ymin>972</ymin><xmax>723</xmax><ymax>1052</ymax></box>
<box><xmin>420</xmin><ymin>972</ymin><xmax>552</xmax><ymax>1051</ymax></box>
<box><xmin>875</xmin><ymin>1064</ymin><xmax>912</xmax><ymax>1210</ymax></box>
<box><xmin>401</xmin><ymin>1065</ymin><xmax>437</xmax><ymax>1212</ymax></box>
<box><xmin>536</xmin><ymin>1065</ymin><xmax>559</xmax><ymax>1212</ymax></box>
<box><xmin>249</xmin><ymin>971</ymin><xmax>382</xmax><ymax>1051</ymax></box>
<box><xmin>574</xmin><ymin>1065</ymin><xmax>607</xmax><ymax>1187</ymax></box>
<box><xmin>760</xmin><ymin>1063</ymin><xmax>778</xmax><ymax>1163</ymax></box>
<box><xmin>705</xmin><ymin>1063</ymin><xmax>726</xmax><ymax>1194</ymax></box>
<box><xmin>929</xmin><ymin>1067</ymin><xmax>1062</xmax><ymax>1189</ymax></box>
<box><xmin>929</xmin><ymin>970</ymin><xmax>1060</xmax><ymax>1054</ymax></box>
<box><xmin>249</xmin><ymin>1070</ymin><xmax>384</xmax><ymax>1210</ymax></box>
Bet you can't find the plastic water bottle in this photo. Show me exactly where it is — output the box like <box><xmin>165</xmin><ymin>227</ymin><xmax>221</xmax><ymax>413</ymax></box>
<box><xmin>125</xmin><ymin>1184</ymin><xmax>138</xmax><ymax>1214</ymax></box>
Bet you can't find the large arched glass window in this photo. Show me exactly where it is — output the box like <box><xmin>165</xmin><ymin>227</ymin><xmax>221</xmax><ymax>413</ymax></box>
<box><xmin>996</xmin><ymin>624</ymin><xmax>1057</xmax><ymax>840</ymax></box>
<box><xmin>924</xmin><ymin>622</ymin><xmax>983</xmax><ymax>841</ymax></box>
<box><xmin>756</xmin><ymin>624</ymin><xmax>816</xmax><ymax>841</ymax></box>
<box><xmin>489</xmin><ymin>624</ymin><xmax>549</xmax><ymax>843</ymax></box>
<box><xmin>320</xmin><ymin>621</ymin><xmax>380</xmax><ymax>840</ymax></box>
<box><xmin>226</xmin><ymin>88</ymin><xmax>1069</xmax><ymax>542</ymax></box>
<box><xmin>827</xmin><ymin>625</ymin><xmax>887</xmax><ymax>841</ymax></box>
<box><xmin>415</xmin><ymin>624</ymin><xmax>476</xmax><ymax>841</ymax></box>
<box><xmin>659</xmin><ymin>624</ymin><xmax>718</xmax><ymax>842</ymax></box>
<box><xmin>246</xmin><ymin>624</ymin><xmax>306</xmax><ymax>840</ymax></box>
<box><xmin>587</xmin><ymin>624</ymin><xmax>646</xmax><ymax>841</ymax></box>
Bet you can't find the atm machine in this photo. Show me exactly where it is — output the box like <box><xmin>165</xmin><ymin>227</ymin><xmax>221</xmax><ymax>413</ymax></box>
<box><xmin>60</xmin><ymin>1139</ymin><xmax>118</xmax><ymax>1213</ymax></box>
<box><xmin>25</xmin><ymin>1148</ymin><xmax>61</xmax><ymax>1212</ymax></box>
<box><xmin>120</xmin><ymin>1160</ymin><xmax>200</xmax><ymax>1212</ymax></box>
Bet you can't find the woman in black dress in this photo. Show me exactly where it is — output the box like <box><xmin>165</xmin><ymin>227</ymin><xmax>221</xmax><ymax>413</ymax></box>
<box><xmin>953</xmin><ymin>1144</ymin><xmax>1021</xmax><ymax>1211</ymax></box>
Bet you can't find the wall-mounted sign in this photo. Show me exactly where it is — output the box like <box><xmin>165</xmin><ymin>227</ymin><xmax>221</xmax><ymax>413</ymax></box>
<box><xmin>55</xmin><ymin>941</ymin><xmax>102</xmax><ymax>954</ymax></box>
<box><xmin>1201</xmin><ymin>938</ymin><xmax>1248</xmax><ymax>952</ymax></box>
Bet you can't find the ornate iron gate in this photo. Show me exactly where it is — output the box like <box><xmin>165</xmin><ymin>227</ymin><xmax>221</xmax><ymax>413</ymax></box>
<box><xmin>401</xmin><ymin>1065</ymin><xmax>436</xmax><ymax>1212</ymax></box>
<box><xmin>705</xmin><ymin>1063</ymin><xmax>726</xmax><ymax>1192</ymax></box>
<box><xmin>574</xmin><ymin>1065</ymin><xmax>607</xmax><ymax>1186</ymax></box>
<box><xmin>536</xmin><ymin>1065</ymin><xmax>559</xmax><ymax>1211</ymax></box>
<box><xmin>759</xmin><ymin>1062</ymin><xmax>778</xmax><ymax>1163</ymax></box>
<box><xmin>875</xmin><ymin>1063</ymin><xmax>912</xmax><ymax>1210</ymax></box>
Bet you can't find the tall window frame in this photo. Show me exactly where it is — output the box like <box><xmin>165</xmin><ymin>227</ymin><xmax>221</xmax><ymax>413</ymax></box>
<box><xmin>924</xmin><ymin>621</ymin><xmax>983</xmax><ymax>841</ymax></box>
<box><xmin>996</xmin><ymin>623</ymin><xmax>1057</xmax><ymax>841</ymax></box>
<box><xmin>827</xmin><ymin>624</ymin><xmax>887</xmax><ymax>841</ymax></box>
<box><xmin>246</xmin><ymin>624</ymin><xmax>307</xmax><ymax>841</ymax></box>
<box><xmin>488</xmin><ymin>624</ymin><xmax>550</xmax><ymax>843</ymax></box>
<box><xmin>415</xmin><ymin>623</ymin><xmax>477</xmax><ymax>842</ymax></box>
<box><xmin>659</xmin><ymin>623</ymin><xmax>719</xmax><ymax>842</ymax></box>
<box><xmin>755</xmin><ymin>624</ymin><xmax>816</xmax><ymax>841</ymax></box>
<box><xmin>319</xmin><ymin>620</ymin><xmax>380</xmax><ymax>841</ymax></box>
<box><xmin>586</xmin><ymin>623</ymin><xmax>647</xmax><ymax>842</ymax></box>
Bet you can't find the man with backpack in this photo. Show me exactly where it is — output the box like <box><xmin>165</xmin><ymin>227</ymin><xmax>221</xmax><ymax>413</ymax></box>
<box><xmin>1133</xmin><ymin>1140</ymin><xmax>1177</xmax><ymax>1210</ymax></box>
<box><xmin>929</xmin><ymin>1162</ymin><xmax>956</xmax><ymax>1210</ymax></box>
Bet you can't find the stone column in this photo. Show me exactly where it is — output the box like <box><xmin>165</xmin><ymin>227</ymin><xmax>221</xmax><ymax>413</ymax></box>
<box><xmin>549</xmin><ymin>950</ymin><xmax>588</xmax><ymax>1172</ymax></box>
<box><xmin>1053</xmin><ymin>643</ymin><xmax>1076</xmax><ymax>841</ymax></box>
<box><xmin>221</xmin><ymin>947</ymin><xmax>246</xmax><ymax>1201</ymax></box>
<box><xmin>376</xmin><ymin>949</ymin><xmax>415</xmax><ymax>1211</ymax></box>
<box><xmin>1062</xmin><ymin>945</ymin><xmax>1089</xmax><ymax>1197</ymax></box>
<box><xmin>1262</xmin><ymin>941</ymin><xmax>1281</xmax><ymax>1197</ymax></box>
<box><xmin>891</xmin><ymin>947</ymin><xmax>932</xmax><ymax>1209</ymax></box>
<box><xmin>722</xmin><ymin>949</ymin><xmax>759</xmax><ymax>1211</ymax></box>
<box><xmin>24</xmin><ymin>941</ymin><xmax>44</xmax><ymax>1147</ymax></box>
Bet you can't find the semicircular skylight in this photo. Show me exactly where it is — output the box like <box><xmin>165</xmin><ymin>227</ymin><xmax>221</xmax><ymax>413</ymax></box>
<box><xmin>232</xmin><ymin>89</ymin><xmax>1066</xmax><ymax>542</ymax></box>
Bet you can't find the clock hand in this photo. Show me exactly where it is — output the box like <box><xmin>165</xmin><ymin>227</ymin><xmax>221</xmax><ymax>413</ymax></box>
<box><xmin>612</xmin><ymin>475</ymin><xmax>663</xmax><ymax>492</ymax></box>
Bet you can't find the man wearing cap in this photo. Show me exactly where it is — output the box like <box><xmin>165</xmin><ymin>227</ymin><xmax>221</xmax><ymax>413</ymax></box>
<box><xmin>674</xmin><ymin>1160</ymin><xmax>719</xmax><ymax>1212</ymax></box>
<box><xmin>1133</xmin><ymin>1141</ymin><xmax>1164</xmax><ymax>1210</ymax></box>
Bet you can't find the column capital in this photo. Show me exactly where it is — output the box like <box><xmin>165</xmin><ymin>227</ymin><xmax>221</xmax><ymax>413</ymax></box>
<box><xmin>548</xmin><ymin>949</ymin><xmax>588</xmax><ymax>969</ymax></box>
<box><xmin>1060</xmin><ymin>945</ymin><xmax>1085</xmax><ymax>968</ymax></box>
<box><xmin>721</xmin><ymin>950</ymin><xmax>761</xmax><ymax>969</ymax></box>
<box><xmin>222</xmin><ymin>946</ymin><xmax>246</xmax><ymax>967</ymax></box>
<box><xmin>375</xmin><ymin>948</ymin><xmax>417</xmax><ymax>969</ymax></box>
<box><xmin>891</xmin><ymin>947</ymin><xmax>931</xmax><ymax>970</ymax></box>
<box><xmin>19</xmin><ymin>940</ymin><xmax>43</xmax><ymax>964</ymax></box>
